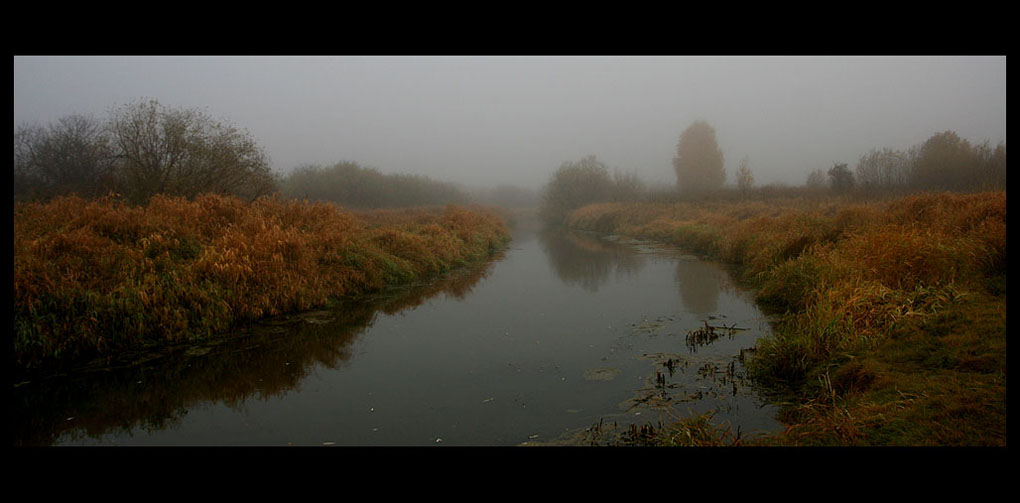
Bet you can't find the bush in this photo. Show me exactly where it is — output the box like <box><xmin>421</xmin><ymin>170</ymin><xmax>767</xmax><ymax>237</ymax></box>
<box><xmin>540</xmin><ymin>155</ymin><xmax>644</xmax><ymax>224</ymax></box>
<box><xmin>280</xmin><ymin>161</ymin><xmax>471</xmax><ymax>209</ymax></box>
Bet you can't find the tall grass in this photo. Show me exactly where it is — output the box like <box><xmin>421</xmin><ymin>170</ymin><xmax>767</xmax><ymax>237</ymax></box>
<box><xmin>565</xmin><ymin>191</ymin><xmax>1006</xmax><ymax>445</ymax></box>
<box><xmin>13</xmin><ymin>193</ymin><xmax>510</xmax><ymax>370</ymax></box>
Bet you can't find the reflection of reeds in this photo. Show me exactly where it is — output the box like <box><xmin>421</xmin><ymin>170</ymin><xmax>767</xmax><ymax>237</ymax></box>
<box><xmin>13</xmin><ymin>194</ymin><xmax>510</xmax><ymax>370</ymax></box>
<box><xmin>12</xmin><ymin>252</ymin><xmax>500</xmax><ymax>447</ymax></box>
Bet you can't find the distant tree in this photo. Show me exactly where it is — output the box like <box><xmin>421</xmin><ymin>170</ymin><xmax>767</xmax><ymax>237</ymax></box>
<box><xmin>540</xmin><ymin>155</ymin><xmax>615</xmax><ymax>224</ymax></box>
<box><xmin>673</xmin><ymin>120</ymin><xmax>725</xmax><ymax>194</ymax></box>
<box><xmin>907</xmin><ymin>130</ymin><xmax>977</xmax><ymax>192</ymax></box>
<box><xmin>474</xmin><ymin>184</ymin><xmax>540</xmax><ymax>208</ymax></box>
<box><xmin>805</xmin><ymin>168</ymin><xmax>828</xmax><ymax>189</ymax></box>
<box><xmin>387</xmin><ymin>172</ymin><xmax>472</xmax><ymax>207</ymax></box>
<box><xmin>735</xmin><ymin>157</ymin><xmax>754</xmax><ymax>195</ymax></box>
<box><xmin>280</xmin><ymin>161</ymin><xmax>471</xmax><ymax>208</ymax></box>
<box><xmin>13</xmin><ymin>114</ymin><xmax>117</xmax><ymax>200</ymax></box>
<box><xmin>827</xmin><ymin>162</ymin><xmax>855</xmax><ymax>194</ymax></box>
<box><xmin>107</xmin><ymin>99</ymin><xmax>276</xmax><ymax>203</ymax></box>
<box><xmin>611</xmin><ymin>168</ymin><xmax>646</xmax><ymax>202</ymax></box>
<box><xmin>856</xmin><ymin>147</ymin><xmax>908</xmax><ymax>190</ymax></box>
<box><xmin>973</xmin><ymin>141</ymin><xmax>1007</xmax><ymax>190</ymax></box>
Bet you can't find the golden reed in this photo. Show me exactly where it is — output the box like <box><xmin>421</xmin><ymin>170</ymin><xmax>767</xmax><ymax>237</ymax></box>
<box><xmin>13</xmin><ymin>193</ymin><xmax>510</xmax><ymax>369</ymax></box>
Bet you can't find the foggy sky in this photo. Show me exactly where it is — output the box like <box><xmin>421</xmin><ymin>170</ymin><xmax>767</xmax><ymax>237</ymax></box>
<box><xmin>13</xmin><ymin>55</ymin><xmax>1006</xmax><ymax>190</ymax></box>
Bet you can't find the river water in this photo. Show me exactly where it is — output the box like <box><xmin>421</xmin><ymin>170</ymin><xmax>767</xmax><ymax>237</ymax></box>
<box><xmin>13</xmin><ymin>220</ymin><xmax>782</xmax><ymax>446</ymax></box>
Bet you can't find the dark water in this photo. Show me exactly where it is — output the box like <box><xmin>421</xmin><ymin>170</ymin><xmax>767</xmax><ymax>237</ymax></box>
<box><xmin>12</xmin><ymin>222</ymin><xmax>781</xmax><ymax>446</ymax></box>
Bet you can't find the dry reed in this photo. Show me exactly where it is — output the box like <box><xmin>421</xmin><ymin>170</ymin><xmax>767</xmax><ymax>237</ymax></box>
<box><xmin>13</xmin><ymin>194</ymin><xmax>510</xmax><ymax>369</ymax></box>
<box><xmin>565</xmin><ymin>191</ymin><xmax>1006</xmax><ymax>445</ymax></box>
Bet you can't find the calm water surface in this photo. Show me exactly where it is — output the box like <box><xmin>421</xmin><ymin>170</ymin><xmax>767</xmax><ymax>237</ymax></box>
<box><xmin>13</xmin><ymin>221</ymin><xmax>782</xmax><ymax>446</ymax></box>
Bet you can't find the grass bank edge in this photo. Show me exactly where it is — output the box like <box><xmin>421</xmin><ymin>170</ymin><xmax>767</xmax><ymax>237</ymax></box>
<box><xmin>13</xmin><ymin>194</ymin><xmax>512</xmax><ymax>372</ymax></box>
<box><xmin>563</xmin><ymin>191</ymin><xmax>1007</xmax><ymax>446</ymax></box>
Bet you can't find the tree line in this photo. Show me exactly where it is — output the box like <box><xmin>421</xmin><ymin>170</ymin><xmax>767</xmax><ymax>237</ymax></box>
<box><xmin>808</xmin><ymin>131</ymin><xmax>1006</xmax><ymax>195</ymax></box>
<box><xmin>541</xmin><ymin>120</ymin><xmax>1006</xmax><ymax>224</ymax></box>
<box><xmin>278</xmin><ymin>161</ymin><xmax>471</xmax><ymax>209</ymax></box>
<box><xmin>16</xmin><ymin>102</ymin><xmax>1005</xmax><ymax>214</ymax></box>
<box><xmin>14</xmin><ymin>99</ymin><xmax>474</xmax><ymax>209</ymax></box>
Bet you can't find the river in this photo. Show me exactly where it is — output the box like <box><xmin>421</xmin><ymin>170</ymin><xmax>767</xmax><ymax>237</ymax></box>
<box><xmin>12</xmin><ymin>219</ymin><xmax>782</xmax><ymax>446</ymax></box>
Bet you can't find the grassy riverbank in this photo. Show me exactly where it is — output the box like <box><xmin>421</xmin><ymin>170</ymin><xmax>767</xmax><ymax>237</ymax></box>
<box><xmin>13</xmin><ymin>194</ymin><xmax>510</xmax><ymax>372</ymax></box>
<box><xmin>564</xmin><ymin>191</ymin><xmax>1006</xmax><ymax>446</ymax></box>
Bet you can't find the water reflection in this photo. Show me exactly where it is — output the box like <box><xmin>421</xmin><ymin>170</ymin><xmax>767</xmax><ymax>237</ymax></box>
<box><xmin>674</xmin><ymin>257</ymin><xmax>723</xmax><ymax>315</ymax></box>
<box><xmin>11</xmin><ymin>257</ymin><xmax>498</xmax><ymax>446</ymax></box>
<box><xmin>14</xmin><ymin>224</ymin><xmax>781</xmax><ymax>446</ymax></box>
<box><xmin>538</xmin><ymin>229</ymin><xmax>645</xmax><ymax>292</ymax></box>
<box><xmin>539</xmin><ymin>227</ymin><xmax>727</xmax><ymax>317</ymax></box>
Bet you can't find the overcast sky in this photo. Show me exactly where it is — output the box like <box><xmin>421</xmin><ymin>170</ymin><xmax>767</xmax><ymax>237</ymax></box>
<box><xmin>13</xmin><ymin>55</ymin><xmax>1006</xmax><ymax>190</ymax></box>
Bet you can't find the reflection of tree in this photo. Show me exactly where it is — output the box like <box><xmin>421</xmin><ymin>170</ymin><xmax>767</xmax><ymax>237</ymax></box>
<box><xmin>674</xmin><ymin>258</ymin><xmax>722</xmax><ymax>315</ymax></box>
<box><xmin>11</xmin><ymin>257</ymin><xmax>498</xmax><ymax>446</ymax></box>
<box><xmin>539</xmin><ymin>229</ymin><xmax>645</xmax><ymax>292</ymax></box>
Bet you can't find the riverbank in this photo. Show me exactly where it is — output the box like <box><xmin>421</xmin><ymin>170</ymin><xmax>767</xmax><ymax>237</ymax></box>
<box><xmin>563</xmin><ymin>191</ymin><xmax>1006</xmax><ymax>446</ymax></box>
<box><xmin>13</xmin><ymin>194</ymin><xmax>511</xmax><ymax>373</ymax></box>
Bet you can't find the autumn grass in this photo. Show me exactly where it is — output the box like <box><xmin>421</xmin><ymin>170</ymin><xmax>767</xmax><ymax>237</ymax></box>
<box><xmin>565</xmin><ymin>191</ymin><xmax>1007</xmax><ymax>446</ymax></box>
<box><xmin>13</xmin><ymin>193</ymin><xmax>510</xmax><ymax>371</ymax></box>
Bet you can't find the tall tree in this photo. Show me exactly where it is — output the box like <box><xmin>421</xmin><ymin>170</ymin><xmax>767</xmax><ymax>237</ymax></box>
<box><xmin>673</xmin><ymin>120</ymin><xmax>725</xmax><ymax>194</ymax></box>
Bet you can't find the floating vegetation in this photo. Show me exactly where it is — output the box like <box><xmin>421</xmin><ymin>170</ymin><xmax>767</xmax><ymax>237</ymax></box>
<box><xmin>631</xmin><ymin>320</ymin><xmax>666</xmax><ymax>334</ymax></box>
<box><xmin>684</xmin><ymin>320</ymin><xmax>747</xmax><ymax>352</ymax></box>
<box><xmin>576</xmin><ymin>411</ymin><xmax>749</xmax><ymax>447</ymax></box>
<box><xmin>573</xmin><ymin>416</ymin><xmax>666</xmax><ymax>447</ymax></box>
<box><xmin>630</xmin><ymin>314</ymin><xmax>678</xmax><ymax>335</ymax></box>
<box><xmin>639</xmin><ymin>352</ymin><xmax>688</xmax><ymax>376</ymax></box>
<box><xmin>621</xmin><ymin>422</ymin><xmax>662</xmax><ymax>445</ymax></box>
<box><xmin>584</xmin><ymin>368</ymin><xmax>622</xmax><ymax>381</ymax></box>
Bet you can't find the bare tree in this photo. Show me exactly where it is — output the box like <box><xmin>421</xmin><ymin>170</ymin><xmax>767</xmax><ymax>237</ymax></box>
<box><xmin>856</xmin><ymin>147</ymin><xmax>909</xmax><ymax>190</ymax></box>
<box><xmin>611</xmin><ymin>168</ymin><xmax>646</xmax><ymax>202</ymax></box>
<box><xmin>735</xmin><ymin>156</ymin><xmax>754</xmax><ymax>196</ymax></box>
<box><xmin>13</xmin><ymin>114</ymin><xmax>116</xmax><ymax>200</ymax></box>
<box><xmin>107</xmin><ymin>99</ymin><xmax>276</xmax><ymax>203</ymax></box>
<box><xmin>805</xmin><ymin>168</ymin><xmax>828</xmax><ymax>189</ymax></box>
<box><xmin>972</xmin><ymin>141</ymin><xmax>1007</xmax><ymax>190</ymax></box>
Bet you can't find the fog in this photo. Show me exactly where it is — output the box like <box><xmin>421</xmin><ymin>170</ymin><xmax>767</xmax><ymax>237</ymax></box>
<box><xmin>13</xmin><ymin>55</ymin><xmax>1006</xmax><ymax>190</ymax></box>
